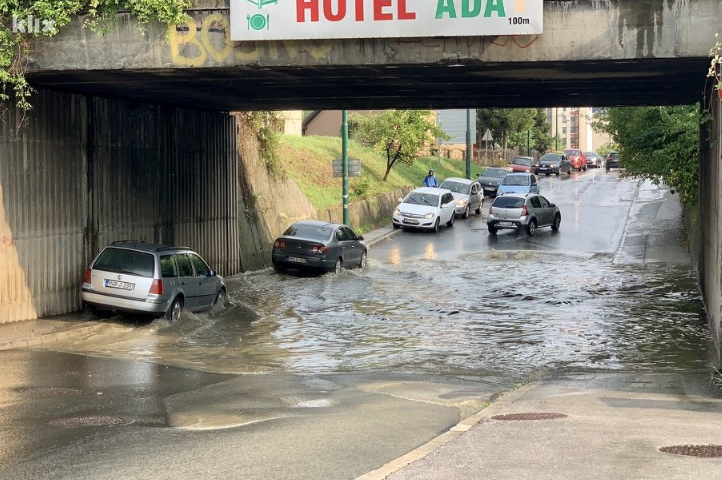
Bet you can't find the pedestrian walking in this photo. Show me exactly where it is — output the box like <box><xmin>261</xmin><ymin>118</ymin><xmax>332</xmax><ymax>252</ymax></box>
<box><xmin>423</xmin><ymin>169</ymin><xmax>438</xmax><ymax>187</ymax></box>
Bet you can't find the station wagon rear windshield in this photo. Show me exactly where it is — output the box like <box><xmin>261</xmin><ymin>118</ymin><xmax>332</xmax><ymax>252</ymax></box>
<box><xmin>283</xmin><ymin>223</ymin><xmax>333</xmax><ymax>241</ymax></box>
<box><xmin>493</xmin><ymin>197</ymin><xmax>526</xmax><ymax>208</ymax></box>
<box><xmin>404</xmin><ymin>192</ymin><xmax>439</xmax><ymax>206</ymax></box>
<box><xmin>93</xmin><ymin>247</ymin><xmax>155</xmax><ymax>277</ymax></box>
<box><xmin>564</xmin><ymin>149</ymin><xmax>581</xmax><ymax>156</ymax></box>
<box><xmin>501</xmin><ymin>175</ymin><xmax>530</xmax><ymax>186</ymax></box>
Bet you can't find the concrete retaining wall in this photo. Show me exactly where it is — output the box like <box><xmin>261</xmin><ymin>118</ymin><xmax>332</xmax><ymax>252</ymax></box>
<box><xmin>319</xmin><ymin>187</ymin><xmax>415</xmax><ymax>232</ymax></box>
<box><xmin>695</xmin><ymin>88</ymin><xmax>722</xmax><ymax>359</ymax></box>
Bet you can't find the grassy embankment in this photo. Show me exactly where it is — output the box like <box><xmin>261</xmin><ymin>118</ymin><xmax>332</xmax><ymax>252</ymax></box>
<box><xmin>279</xmin><ymin>134</ymin><xmax>481</xmax><ymax>219</ymax></box>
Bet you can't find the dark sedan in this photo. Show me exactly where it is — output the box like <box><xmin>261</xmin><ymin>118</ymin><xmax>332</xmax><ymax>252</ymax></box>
<box><xmin>536</xmin><ymin>153</ymin><xmax>572</xmax><ymax>176</ymax></box>
<box><xmin>477</xmin><ymin>167</ymin><xmax>511</xmax><ymax>197</ymax></box>
<box><xmin>272</xmin><ymin>220</ymin><xmax>367</xmax><ymax>274</ymax></box>
<box><xmin>606</xmin><ymin>151</ymin><xmax>620</xmax><ymax>171</ymax></box>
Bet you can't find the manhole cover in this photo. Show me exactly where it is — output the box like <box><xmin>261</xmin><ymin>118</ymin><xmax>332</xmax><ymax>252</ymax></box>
<box><xmin>492</xmin><ymin>413</ymin><xmax>568</xmax><ymax>421</ymax></box>
<box><xmin>659</xmin><ymin>445</ymin><xmax>722</xmax><ymax>458</ymax></box>
<box><xmin>50</xmin><ymin>416</ymin><xmax>128</xmax><ymax>428</ymax></box>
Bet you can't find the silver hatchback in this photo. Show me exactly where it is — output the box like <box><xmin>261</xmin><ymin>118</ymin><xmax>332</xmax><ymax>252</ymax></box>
<box><xmin>487</xmin><ymin>193</ymin><xmax>561</xmax><ymax>236</ymax></box>
<box><xmin>81</xmin><ymin>241</ymin><xmax>226</xmax><ymax>322</ymax></box>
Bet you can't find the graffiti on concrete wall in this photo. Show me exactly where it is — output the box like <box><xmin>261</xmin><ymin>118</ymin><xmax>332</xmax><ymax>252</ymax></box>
<box><xmin>170</xmin><ymin>13</ymin><xmax>334</xmax><ymax>66</ymax></box>
<box><xmin>169</xmin><ymin>11</ymin><xmax>539</xmax><ymax>67</ymax></box>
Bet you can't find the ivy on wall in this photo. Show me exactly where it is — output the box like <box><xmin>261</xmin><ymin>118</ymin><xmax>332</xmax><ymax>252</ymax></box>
<box><xmin>0</xmin><ymin>0</ymin><xmax>190</xmax><ymax>112</ymax></box>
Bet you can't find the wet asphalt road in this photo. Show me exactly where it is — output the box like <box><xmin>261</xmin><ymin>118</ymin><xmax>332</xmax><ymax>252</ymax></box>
<box><xmin>0</xmin><ymin>168</ymin><xmax>718</xmax><ymax>479</ymax></box>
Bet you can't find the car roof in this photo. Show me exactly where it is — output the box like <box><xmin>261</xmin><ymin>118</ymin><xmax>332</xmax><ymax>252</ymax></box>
<box><xmin>290</xmin><ymin>220</ymin><xmax>343</xmax><ymax>229</ymax></box>
<box><xmin>412</xmin><ymin>187</ymin><xmax>450</xmax><ymax>194</ymax></box>
<box><xmin>441</xmin><ymin>177</ymin><xmax>473</xmax><ymax>184</ymax></box>
<box><xmin>496</xmin><ymin>192</ymin><xmax>535</xmax><ymax>199</ymax></box>
<box><xmin>512</xmin><ymin>156</ymin><xmax>534</xmax><ymax>160</ymax></box>
<box><xmin>106</xmin><ymin>241</ymin><xmax>192</xmax><ymax>253</ymax></box>
<box><xmin>505</xmin><ymin>172</ymin><xmax>535</xmax><ymax>177</ymax></box>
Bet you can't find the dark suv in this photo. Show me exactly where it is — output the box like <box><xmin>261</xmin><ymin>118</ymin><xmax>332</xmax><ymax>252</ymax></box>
<box><xmin>81</xmin><ymin>241</ymin><xmax>226</xmax><ymax>322</ymax></box>
<box><xmin>606</xmin><ymin>151</ymin><xmax>620</xmax><ymax>171</ymax></box>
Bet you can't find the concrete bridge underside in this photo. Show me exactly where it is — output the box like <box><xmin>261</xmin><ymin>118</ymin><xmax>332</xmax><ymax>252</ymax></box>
<box><xmin>25</xmin><ymin>0</ymin><xmax>721</xmax><ymax>111</ymax></box>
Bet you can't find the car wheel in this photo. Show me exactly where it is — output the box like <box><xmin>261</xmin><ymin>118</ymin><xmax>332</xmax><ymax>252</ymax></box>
<box><xmin>359</xmin><ymin>251</ymin><xmax>367</xmax><ymax>269</ymax></box>
<box><xmin>583</xmin><ymin>165</ymin><xmax>587</xmax><ymax>171</ymax></box>
<box><xmin>332</xmin><ymin>258</ymin><xmax>342</xmax><ymax>274</ymax></box>
<box><xmin>432</xmin><ymin>218</ymin><xmax>440</xmax><ymax>233</ymax></box>
<box><xmin>84</xmin><ymin>303</ymin><xmax>110</xmax><ymax>319</ymax></box>
<box><xmin>273</xmin><ymin>264</ymin><xmax>286</xmax><ymax>274</ymax></box>
<box><xmin>164</xmin><ymin>297</ymin><xmax>183</xmax><ymax>323</ymax></box>
<box><xmin>462</xmin><ymin>206</ymin><xmax>470</xmax><ymax>219</ymax></box>
<box><xmin>213</xmin><ymin>289</ymin><xmax>227</xmax><ymax>308</ymax></box>
<box><xmin>392</xmin><ymin>223</ymin><xmax>400</xmax><ymax>229</ymax></box>
<box><xmin>527</xmin><ymin>219</ymin><xmax>537</xmax><ymax>236</ymax></box>
<box><xmin>552</xmin><ymin>214</ymin><xmax>561</xmax><ymax>231</ymax></box>
<box><xmin>447</xmin><ymin>213</ymin><xmax>455</xmax><ymax>227</ymax></box>
<box><xmin>487</xmin><ymin>224</ymin><xmax>497</xmax><ymax>235</ymax></box>
<box><xmin>555</xmin><ymin>171</ymin><xmax>559</xmax><ymax>177</ymax></box>
<box><xmin>475</xmin><ymin>204</ymin><xmax>482</xmax><ymax>215</ymax></box>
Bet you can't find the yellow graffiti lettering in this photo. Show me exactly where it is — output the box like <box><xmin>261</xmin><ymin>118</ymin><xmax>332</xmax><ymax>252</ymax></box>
<box><xmin>235</xmin><ymin>42</ymin><xmax>262</xmax><ymax>61</ymax></box>
<box><xmin>201</xmin><ymin>14</ymin><xmax>233</xmax><ymax>63</ymax></box>
<box><xmin>169</xmin><ymin>18</ymin><xmax>207</xmax><ymax>67</ymax></box>
<box><xmin>310</xmin><ymin>41</ymin><xmax>333</xmax><ymax>60</ymax></box>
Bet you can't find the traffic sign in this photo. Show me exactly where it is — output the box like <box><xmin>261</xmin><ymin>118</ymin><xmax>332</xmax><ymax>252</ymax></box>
<box><xmin>482</xmin><ymin>129</ymin><xmax>494</xmax><ymax>142</ymax></box>
<box><xmin>332</xmin><ymin>158</ymin><xmax>361</xmax><ymax>178</ymax></box>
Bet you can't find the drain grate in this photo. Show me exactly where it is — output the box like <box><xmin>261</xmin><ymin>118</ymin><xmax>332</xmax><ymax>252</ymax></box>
<box><xmin>659</xmin><ymin>445</ymin><xmax>722</xmax><ymax>458</ymax></box>
<box><xmin>492</xmin><ymin>413</ymin><xmax>568</xmax><ymax>421</ymax></box>
<box><xmin>50</xmin><ymin>416</ymin><xmax>128</xmax><ymax>428</ymax></box>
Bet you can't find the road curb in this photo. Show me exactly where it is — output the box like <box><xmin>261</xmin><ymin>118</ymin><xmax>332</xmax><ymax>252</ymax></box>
<box><xmin>355</xmin><ymin>383</ymin><xmax>537</xmax><ymax>480</ymax></box>
<box><xmin>0</xmin><ymin>323</ymin><xmax>109</xmax><ymax>351</ymax></box>
<box><xmin>366</xmin><ymin>228</ymin><xmax>401</xmax><ymax>249</ymax></box>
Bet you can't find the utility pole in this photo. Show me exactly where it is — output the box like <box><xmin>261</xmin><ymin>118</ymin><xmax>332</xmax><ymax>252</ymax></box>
<box><xmin>555</xmin><ymin>108</ymin><xmax>559</xmax><ymax>151</ymax></box>
<box><xmin>465</xmin><ymin>109</ymin><xmax>471</xmax><ymax>179</ymax></box>
<box><xmin>342</xmin><ymin>110</ymin><xmax>349</xmax><ymax>226</ymax></box>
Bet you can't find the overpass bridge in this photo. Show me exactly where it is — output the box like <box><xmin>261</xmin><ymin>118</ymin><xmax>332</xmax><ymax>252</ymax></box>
<box><xmin>25</xmin><ymin>0</ymin><xmax>721</xmax><ymax>110</ymax></box>
<box><xmin>2</xmin><ymin>0</ymin><xmax>722</xmax><ymax>356</ymax></box>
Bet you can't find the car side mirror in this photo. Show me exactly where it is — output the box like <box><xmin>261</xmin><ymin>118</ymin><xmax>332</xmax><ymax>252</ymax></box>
<box><xmin>209</xmin><ymin>270</ymin><xmax>217</xmax><ymax>277</ymax></box>
<box><xmin>549</xmin><ymin>203</ymin><xmax>556</xmax><ymax>207</ymax></box>
<box><xmin>358</xmin><ymin>235</ymin><xmax>364</xmax><ymax>241</ymax></box>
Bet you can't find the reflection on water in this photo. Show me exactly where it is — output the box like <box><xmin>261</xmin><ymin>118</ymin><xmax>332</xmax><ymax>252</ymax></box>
<box><xmin>43</xmin><ymin>253</ymin><xmax>716</xmax><ymax>380</ymax></box>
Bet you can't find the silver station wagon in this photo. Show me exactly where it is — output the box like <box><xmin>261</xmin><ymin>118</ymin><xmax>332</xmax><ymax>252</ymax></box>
<box><xmin>81</xmin><ymin>241</ymin><xmax>226</xmax><ymax>322</ymax></box>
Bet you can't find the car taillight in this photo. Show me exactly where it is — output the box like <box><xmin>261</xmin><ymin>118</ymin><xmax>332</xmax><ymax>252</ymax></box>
<box><xmin>83</xmin><ymin>268</ymin><xmax>92</xmax><ymax>284</ymax></box>
<box><xmin>521</xmin><ymin>205</ymin><xmax>529</xmax><ymax>216</ymax></box>
<box><xmin>149</xmin><ymin>279</ymin><xmax>163</xmax><ymax>295</ymax></box>
<box><xmin>311</xmin><ymin>244</ymin><xmax>328</xmax><ymax>254</ymax></box>
<box><xmin>274</xmin><ymin>240</ymin><xmax>286</xmax><ymax>248</ymax></box>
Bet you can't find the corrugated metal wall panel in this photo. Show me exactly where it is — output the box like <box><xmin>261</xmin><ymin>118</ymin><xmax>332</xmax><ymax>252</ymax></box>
<box><xmin>1</xmin><ymin>90</ymin><xmax>241</xmax><ymax>323</ymax></box>
<box><xmin>0</xmin><ymin>91</ymin><xmax>87</xmax><ymax>321</ymax></box>
<box><xmin>437</xmin><ymin>109</ymin><xmax>477</xmax><ymax>145</ymax></box>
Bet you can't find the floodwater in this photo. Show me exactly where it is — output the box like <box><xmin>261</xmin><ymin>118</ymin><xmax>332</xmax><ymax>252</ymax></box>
<box><xmin>43</xmin><ymin>251</ymin><xmax>716</xmax><ymax>382</ymax></box>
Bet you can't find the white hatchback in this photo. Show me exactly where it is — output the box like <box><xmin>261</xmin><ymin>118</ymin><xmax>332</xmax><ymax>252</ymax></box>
<box><xmin>392</xmin><ymin>187</ymin><xmax>456</xmax><ymax>232</ymax></box>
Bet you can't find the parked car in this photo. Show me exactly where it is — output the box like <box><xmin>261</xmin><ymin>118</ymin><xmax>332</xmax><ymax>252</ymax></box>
<box><xmin>508</xmin><ymin>156</ymin><xmax>538</xmax><ymax>174</ymax></box>
<box><xmin>606</xmin><ymin>151</ymin><xmax>620</xmax><ymax>171</ymax></box>
<box><xmin>497</xmin><ymin>173</ymin><xmax>539</xmax><ymax>196</ymax></box>
<box><xmin>392</xmin><ymin>187</ymin><xmax>456</xmax><ymax>232</ymax></box>
<box><xmin>536</xmin><ymin>153</ymin><xmax>571</xmax><ymax>176</ymax></box>
<box><xmin>487</xmin><ymin>193</ymin><xmax>562</xmax><ymax>236</ymax></box>
<box><xmin>272</xmin><ymin>221</ymin><xmax>367</xmax><ymax>274</ymax></box>
<box><xmin>439</xmin><ymin>177</ymin><xmax>483</xmax><ymax>218</ymax></box>
<box><xmin>81</xmin><ymin>241</ymin><xmax>226</xmax><ymax>322</ymax></box>
<box><xmin>585</xmin><ymin>151</ymin><xmax>604</xmax><ymax>169</ymax></box>
<box><xmin>564</xmin><ymin>149</ymin><xmax>587</xmax><ymax>171</ymax></box>
<box><xmin>477</xmin><ymin>167</ymin><xmax>511</xmax><ymax>197</ymax></box>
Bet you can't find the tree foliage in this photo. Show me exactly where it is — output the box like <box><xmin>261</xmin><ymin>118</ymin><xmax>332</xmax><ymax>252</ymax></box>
<box><xmin>1</xmin><ymin>1</ymin><xmax>190</xmax><ymax>111</ymax></box>
<box><xmin>592</xmin><ymin>106</ymin><xmax>700</xmax><ymax>204</ymax></box>
<box><xmin>477</xmin><ymin>108</ymin><xmax>550</xmax><ymax>152</ymax></box>
<box><xmin>348</xmin><ymin>110</ymin><xmax>449</xmax><ymax>181</ymax></box>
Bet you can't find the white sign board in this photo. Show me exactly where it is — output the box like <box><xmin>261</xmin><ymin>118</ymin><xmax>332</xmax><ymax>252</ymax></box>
<box><xmin>230</xmin><ymin>0</ymin><xmax>543</xmax><ymax>42</ymax></box>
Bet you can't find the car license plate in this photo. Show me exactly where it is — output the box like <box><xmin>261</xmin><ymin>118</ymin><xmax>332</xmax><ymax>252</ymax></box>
<box><xmin>403</xmin><ymin>219</ymin><xmax>419</xmax><ymax>225</ymax></box>
<box><xmin>104</xmin><ymin>279</ymin><xmax>134</xmax><ymax>290</ymax></box>
<box><xmin>498</xmin><ymin>222</ymin><xmax>514</xmax><ymax>227</ymax></box>
<box><xmin>286</xmin><ymin>256</ymin><xmax>307</xmax><ymax>264</ymax></box>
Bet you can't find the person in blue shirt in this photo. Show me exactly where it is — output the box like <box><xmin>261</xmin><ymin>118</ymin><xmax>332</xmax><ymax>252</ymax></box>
<box><xmin>423</xmin><ymin>169</ymin><xmax>439</xmax><ymax>187</ymax></box>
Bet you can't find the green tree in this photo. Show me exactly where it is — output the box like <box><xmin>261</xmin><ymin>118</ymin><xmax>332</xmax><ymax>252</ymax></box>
<box><xmin>349</xmin><ymin>110</ymin><xmax>449</xmax><ymax>181</ymax></box>
<box><xmin>477</xmin><ymin>108</ymin><xmax>537</xmax><ymax>150</ymax></box>
<box><xmin>592</xmin><ymin>106</ymin><xmax>699</xmax><ymax>203</ymax></box>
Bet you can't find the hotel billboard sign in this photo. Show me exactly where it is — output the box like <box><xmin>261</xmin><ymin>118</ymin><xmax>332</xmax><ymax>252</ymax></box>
<box><xmin>230</xmin><ymin>0</ymin><xmax>543</xmax><ymax>41</ymax></box>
